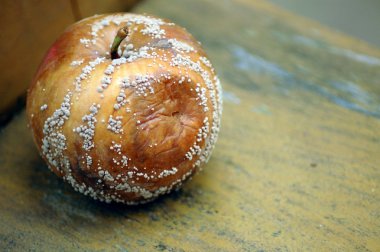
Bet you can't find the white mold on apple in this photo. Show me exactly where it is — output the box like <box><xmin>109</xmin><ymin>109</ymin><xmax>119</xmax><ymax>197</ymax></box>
<box><xmin>27</xmin><ymin>13</ymin><xmax>222</xmax><ymax>204</ymax></box>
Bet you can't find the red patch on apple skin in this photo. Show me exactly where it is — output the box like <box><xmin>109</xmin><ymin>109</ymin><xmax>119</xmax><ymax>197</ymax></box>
<box><xmin>43</xmin><ymin>44</ymin><xmax>59</xmax><ymax>65</ymax></box>
<box><xmin>33</xmin><ymin>37</ymin><xmax>67</xmax><ymax>83</ymax></box>
<box><xmin>42</xmin><ymin>36</ymin><xmax>69</xmax><ymax>66</ymax></box>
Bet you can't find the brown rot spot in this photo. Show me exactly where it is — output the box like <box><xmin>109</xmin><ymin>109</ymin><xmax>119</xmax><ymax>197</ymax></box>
<box><xmin>171</xmin><ymin>111</ymin><xmax>180</xmax><ymax>117</ymax></box>
<box><xmin>130</xmin><ymin>75</ymin><xmax>204</xmax><ymax>172</ymax></box>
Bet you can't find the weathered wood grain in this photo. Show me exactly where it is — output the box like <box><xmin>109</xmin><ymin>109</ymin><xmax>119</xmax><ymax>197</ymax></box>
<box><xmin>1</xmin><ymin>0</ymin><xmax>379</xmax><ymax>251</ymax></box>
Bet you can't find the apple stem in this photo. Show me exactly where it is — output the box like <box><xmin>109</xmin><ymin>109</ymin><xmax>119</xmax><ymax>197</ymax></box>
<box><xmin>110</xmin><ymin>26</ymin><xmax>129</xmax><ymax>59</ymax></box>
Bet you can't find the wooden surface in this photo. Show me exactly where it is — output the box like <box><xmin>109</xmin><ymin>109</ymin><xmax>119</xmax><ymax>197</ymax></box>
<box><xmin>1</xmin><ymin>0</ymin><xmax>380</xmax><ymax>251</ymax></box>
<box><xmin>0</xmin><ymin>0</ymin><xmax>140</xmax><ymax>119</ymax></box>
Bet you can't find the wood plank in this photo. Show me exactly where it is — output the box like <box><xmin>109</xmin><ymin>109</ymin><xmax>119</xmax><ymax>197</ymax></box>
<box><xmin>1</xmin><ymin>0</ymin><xmax>379</xmax><ymax>251</ymax></box>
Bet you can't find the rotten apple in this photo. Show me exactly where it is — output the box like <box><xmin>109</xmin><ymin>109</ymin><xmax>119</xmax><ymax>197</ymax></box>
<box><xmin>27</xmin><ymin>13</ymin><xmax>222</xmax><ymax>204</ymax></box>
